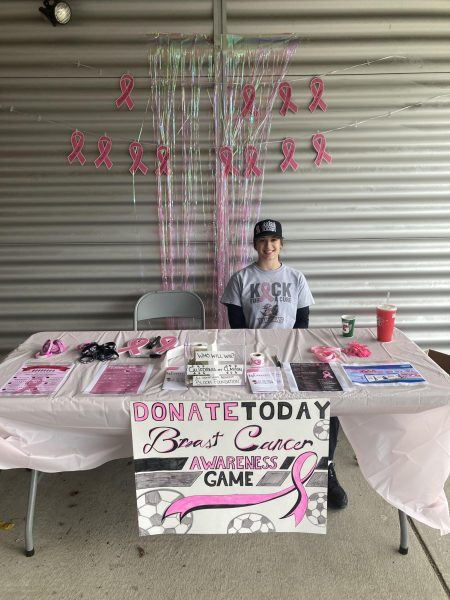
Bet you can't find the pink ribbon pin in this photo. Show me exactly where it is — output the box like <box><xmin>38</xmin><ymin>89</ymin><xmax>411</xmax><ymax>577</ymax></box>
<box><xmin>260</xmin><ymin>282</ymin><xmax>274</xmax><ymax>302</ymax></box>
<box><xmin>241</xmin><ymin>84</ymin><xmax>258</xmax><ymax>118</ymax></box>
<box><xmin>309</xmin><ymin>77</ymin><xmax>328</xmax><ymax>113</ymax></box>
<box><xmin>278</xmin><ymin>81</ymin><xmax>299</xmax><ymax>116</ymax></box>
<box><xmin>244</xmin><ymin>145</ymin><xmax>262</xmax><ymax>178</ymax></box>
<box><xmin>117</xmin><ymin>337</ymin><xmax>149</xmax><ymax>356</ymax></box>
<box><xmin>155</xmin><ymin>145</ymin><xmax>170</xmax><ymax>176</ymax></box>
<box><xmin>164</xmin><ymin>451</ymin><xmax>317</xmax><ymax>527</ymax></box>
<box><xmin>151</xmin><ymin>336</ymin><xmax>178</xmax><ymax>356</ymax></box>
<box><xmin>129</xmin><ymin>142</ymin><xmax>148</xmax><ymax>175</ymax></box>
<box><xmin>219</xmin><ymin>146</ymin><xmax>239</xmax><ymax>177</ymax></box>
<box><xmin>94</xmin><ymin>135</ymin><xmax>113</xmax><ymax>170</ymax></box>
<box><xmin>280</xmin><ymin>138</ymin><xmax>299</xmax><ymax>172</ymax></box>
<box><xmin>312</xmin><ymin>133</ymin><xmax>332</xmax><ymax>167</ymax></box>
<box><xmin>115</xmin><ymin>73</ymin><xmax>135</xmax><ymax>110</ymax></box>
<box><xmin>68</xmin><ymin>131</ymin><xmax>86</xmax><ymax>165</ymax></box>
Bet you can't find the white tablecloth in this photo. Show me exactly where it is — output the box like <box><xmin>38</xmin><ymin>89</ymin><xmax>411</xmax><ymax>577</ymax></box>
<box><xmin>0</xmin><ymin>327</ymin><xmax>449</xmax><ymax>534</ymax></box>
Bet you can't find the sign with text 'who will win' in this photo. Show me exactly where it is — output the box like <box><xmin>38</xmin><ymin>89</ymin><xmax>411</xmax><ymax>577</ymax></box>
<box><xmin>131</xmin><ymin>399</ymin><xmax>330</xmax><ymax>535</ymax></box>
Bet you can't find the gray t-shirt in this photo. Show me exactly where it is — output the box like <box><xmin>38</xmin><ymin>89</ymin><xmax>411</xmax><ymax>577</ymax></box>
<box><xmin>221</xmin><ymin>262</ymin><xmax>315</xmax><ymax>329</ymax></box>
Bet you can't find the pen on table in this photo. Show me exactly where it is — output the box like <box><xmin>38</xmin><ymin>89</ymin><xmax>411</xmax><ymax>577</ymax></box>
<box><xmin>273</xmin><ymin>355</ymin><xmax>282</xmax><ymax>368</ymax></box>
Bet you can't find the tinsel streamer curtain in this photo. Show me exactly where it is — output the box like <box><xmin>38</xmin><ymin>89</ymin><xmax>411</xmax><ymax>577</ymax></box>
<box><xmin>148</xmin><ymin>35</ymin><xmax>215</xmax><ymax>311</ymax></box>
<box><xmin>214</xmin><ymin>35</ymin><xmax>299</xmax><ymax>327</ymax></box>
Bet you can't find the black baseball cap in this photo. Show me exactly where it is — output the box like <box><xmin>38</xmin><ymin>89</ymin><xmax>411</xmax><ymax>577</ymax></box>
<box><xmin>254</xmin><ymin>219</ymin><xmax>283</xmax><ymax>241</ymax></box>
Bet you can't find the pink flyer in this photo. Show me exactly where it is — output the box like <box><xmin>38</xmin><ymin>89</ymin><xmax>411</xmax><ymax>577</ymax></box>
<box><xmin>84</xmin><ymin>363</ymin><xmax>154</xmax><ymax>395</ymax></box>
<box><xmin>0</xmin><ymin>363</ymin><xmax>75</xmax><ymax>395</ymax></box>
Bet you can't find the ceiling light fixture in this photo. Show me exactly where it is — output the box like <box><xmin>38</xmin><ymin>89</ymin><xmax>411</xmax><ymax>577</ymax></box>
<box><xmin>39</xmin><ymin>1</ymin><xmax>72</xmax><ymax>26</ymax></box>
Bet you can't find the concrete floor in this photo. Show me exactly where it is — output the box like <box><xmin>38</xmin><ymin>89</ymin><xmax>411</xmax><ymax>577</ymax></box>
<box><xmin>1</xmin><ymin>433</ymin><xmax>448</xmax><ymax>600</ymax></box>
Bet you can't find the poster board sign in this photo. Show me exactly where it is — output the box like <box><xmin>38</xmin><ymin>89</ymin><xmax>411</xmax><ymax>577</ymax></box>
<box><xmin>131</xmin><ymin>398</ymin><xmax>330</xmax><ymax>536</ymax></box>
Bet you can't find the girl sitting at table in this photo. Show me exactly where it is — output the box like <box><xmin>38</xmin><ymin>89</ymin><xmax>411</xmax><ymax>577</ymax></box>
<box><xmin>220</xmin><ymin>218</ymin><xmax>348</xmax><ymax>509</ymax></box>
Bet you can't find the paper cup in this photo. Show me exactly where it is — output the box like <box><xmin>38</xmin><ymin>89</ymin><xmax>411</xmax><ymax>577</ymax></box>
<box><xmin>249</xmin><ymin>352</ymin><xmax>264</xmax><ymax>367</ymax></box>
<box><xmin>341</xmin><ymin>315</ymin><xmax>355</xmax><ymax>338</ymax></box>
<box><xmin>377</xmin><ymin>304</ymin><xmax>397</xmax><ymax>342</ymax></box>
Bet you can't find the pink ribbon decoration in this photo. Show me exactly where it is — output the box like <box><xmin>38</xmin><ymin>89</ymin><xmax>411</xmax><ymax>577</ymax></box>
<box><xmin>155</xmin><ymin>145</ymin><xmax>170</xmax><ymax>176</ymax></box>
<box><xmin>35</xmin><ymin>339</ymin><xmax>67</xmax><ymax>359</ymax></box>
<box><xmin>323</xmin><ymin>370</ymin><xmax>333</xmax><ymax>380</ymax></box>
<box><xmin>309</xmin><ymin>77</ymin><xmax>328</xmax><ymax>113</ymax></box>
<box><xmin>260</xmin><ymin>282</ymin><xmax>274</xmax><ymax>302</ymax></box>
<box><xmin>241</xmin><ymin>84</ymin><xmax>258</xmax><ymax>118</ymax></box>
<box><xmin>243</xmin><ymin>145</ymin><xmax>262</xmax><ymax>178</ymax></box>
<box><xmin>129</xmin><ymin>142</ymin><xmax>148</xmax><ymax>175</ymax></box>
<box><xmin>219</xmin><ymin>146</ymin><xmax>239</xmax><ymax>177</ymax></box>
<box><xmin>280</xmin><ymin>137</ymin><xmax>299</xmax><ymax>172</ymax></box>
<box><xmin>312</xmin><ymin>133</ymin><xmax>332</xmax><ymax>167</ymax></box>
<box><xmin>310</xmin><ymin>346</ymin><xmax>342</xmax><ymax>362</ymax></box>
<box><xmin>151</xmin><ymin>335</ymin><xmax>178</xmax><ymax>356</ymax></box>
<box><xmin>68</xmin><ymin>131</ymin><xmax>86</xmax><ymax>165</ymax></box>
<box><xmin>164</xmin><ymin>451</ymin><xmax>317</xmax><ymax>527</ymax></box>
<box><xmin>94</xmin><ymin>136</ymin><xmax>113</xmax><ymax>170</ymax></box>
<box><xmin>278</xmin><ymin>81</ymin><xmax>299</xmax><ymax>116</ymax></box>
<box><xmin>117</xmin><ymin>337</ymin><xmax>149</xmax><ymax>356</ymax></box>
<box><xmin>115</xmin><ymin>73</ymin><xmax>135</xmax><ymax>110</ymax></box>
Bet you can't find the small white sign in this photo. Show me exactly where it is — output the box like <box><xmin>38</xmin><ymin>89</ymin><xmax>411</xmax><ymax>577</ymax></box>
<box><xmin>192</xmin><ymin>374</ymin><xmax>242</xmax><ymax>386</ymax></box>
<box><xmin>187</xmin><ymin>364</ymin><xmax>244</xmax><ymax>376</ymax></box>
<box><xmin>195</xmin><ymin>350</ymin><xmax>235</xmax><ymax>362</ymax></box>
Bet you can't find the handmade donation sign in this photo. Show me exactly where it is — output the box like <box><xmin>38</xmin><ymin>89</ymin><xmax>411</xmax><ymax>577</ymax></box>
<box><xmin>131</xmin><ymin>398</ymin><xmax>331</xmax><ymax>535</ymax></box>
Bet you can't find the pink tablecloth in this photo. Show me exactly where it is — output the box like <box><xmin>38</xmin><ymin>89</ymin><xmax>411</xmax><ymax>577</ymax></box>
<box><xmin>0</xmin><ymin>327</ymin><xmax>449</xmax><ymax>534</ymax></box>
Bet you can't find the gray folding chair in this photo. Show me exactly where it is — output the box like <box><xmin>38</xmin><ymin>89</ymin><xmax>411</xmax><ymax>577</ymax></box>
<box><xmin>133</xmin><ymin>290</ymin><xmax>205</xmax><ymax>330</ymax></box>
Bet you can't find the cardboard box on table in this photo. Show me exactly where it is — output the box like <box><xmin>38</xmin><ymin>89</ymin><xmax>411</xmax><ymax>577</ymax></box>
<box><xmin>427</xmin><ymin>349</ymin><xmax>450</xmax><ymax>376</ymax></box>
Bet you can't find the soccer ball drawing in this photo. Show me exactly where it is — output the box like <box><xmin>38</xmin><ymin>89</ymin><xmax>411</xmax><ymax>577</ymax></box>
<box><xmin>313</xmin><ymin>418</ymin><xmax>330</xmax><ymax>441</ymax></box>
<box><xmin>227</xmin><ymin>513</ymin><xmax>276</xmax><ymax>534</ymax></box>
<box><xmin>137</xmin><ymin>489</ymin><xmax>193</xmax><ymax>535</ymax></box>
<box><xmin>306</xmin><ymin>492</ymin><xmax>327</xmax><ymax>527</ymax></box>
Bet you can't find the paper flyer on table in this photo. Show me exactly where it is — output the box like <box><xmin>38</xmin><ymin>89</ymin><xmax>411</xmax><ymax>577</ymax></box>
<box><xmin>0</xmin><ymin>363</ymin><xmax>75</xmax><ymax>395</ymax></box>
<box><xmin>84</xmin><ymin>363</ymin><xmax>154</xmax><ymax>395</ymax></box>
<box><xmin>247</xmin><ymin>366</ymin><xmax>284</xmax><ymax>393</ymax></box>
<box><xmin>341</xmin><ymin>363</ymin><xmax>426</xmax><ymax>385</ymax></box>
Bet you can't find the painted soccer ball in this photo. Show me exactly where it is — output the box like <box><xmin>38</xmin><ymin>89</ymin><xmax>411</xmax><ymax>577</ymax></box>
<box><xmin>313</xmin><ymin>418</ymin><xmax>330</xmax><ymax>441</ymax></box>
<box><xmin>137</xmin><ymin>489</ymin><xmax>193</xmax><ymax>535</ymax></box>
<box><xmin>306</xmin><ymin>492</ymin><xmax>327</xmax><ymax>527</ymax></box>
<box><xmin>227</xmin><ymin>512</ymin><xmax>276</xmax><ymax>534</ymax></box>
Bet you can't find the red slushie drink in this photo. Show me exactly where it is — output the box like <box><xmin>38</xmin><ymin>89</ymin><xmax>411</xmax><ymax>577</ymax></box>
<box><xmin>376</xmin><ymin>304</ymin><xmax>397</xmax><ymax>342</ymax></box>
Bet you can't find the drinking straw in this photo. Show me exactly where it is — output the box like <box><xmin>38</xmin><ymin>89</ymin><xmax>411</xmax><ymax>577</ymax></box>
<box><xmin>385</xmin><ymin>291</ymin><xmax>390</xmax><ymax>304</ymax></box>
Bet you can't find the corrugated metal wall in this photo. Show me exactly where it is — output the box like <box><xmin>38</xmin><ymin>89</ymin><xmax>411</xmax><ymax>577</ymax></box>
<box><xmin>1</xmin><ymin>0</ymin><xmax>449</xmax><ymax>355</ymax></box>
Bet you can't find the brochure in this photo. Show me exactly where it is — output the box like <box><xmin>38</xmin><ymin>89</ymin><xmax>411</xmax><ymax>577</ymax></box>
<box><xmin>286</xmin><ymin>362</ymin><xmax>343</xmax><ymax>392</ymax></box>
<box><xmin>247</xmin><ymin>366</ymin><xmax>284</xmax><ymax>394</ymax></box>
<box><xmin>0</xmin><ymin>363</ymin><xmax>75</xmax><ymax>395</ymax></box>
<box><xmin>341</xmin><ymin>363</ymin><xmax>426</xmax><ymax>385</ymax></box>
<box><xmin>84</xmin><ymin>363</ymin><xmax>154</xmax><ymax>395</ymax></box>
<box><xmin>163</xmin><ymin>367</ymin><xmax>188</xmax><ymax>391</ymax></box>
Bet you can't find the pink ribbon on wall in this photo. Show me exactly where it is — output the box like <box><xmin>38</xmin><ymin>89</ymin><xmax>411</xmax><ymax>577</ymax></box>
<box><xmin>155</xmin><ymin>145</ymin><xmax>171</xmax><ymax>176</ymax></box>
<box><xmin>309</xmin><ymin>77</ymin><xmax>328</xmax><ymax>112</ymax></box>
<box><xmin>312</xmin><ymin>133</ymin><xmax>332</xmax><ymax>167</ymax></box>
<box><xmin>94</xmin><ymin>136</ymin><xmax>113</xmax><ymax>169</ymax></box>
<box><xmin>219</xmin><ymin>146</ymin><xmax>239</xmax><ymax>177</ymax></box>
<box><xmin>164</xmin><ymin>451</ymin><xmax>317</xmax><ymax>526</ymax></box>
<box><xmin>241</xmin><ymin>84</ymin><xmax>258</xmax><ymax>118</ymax></box>
<box><xmin>129</xmin><ymin>142</ymin><xmax>148</xmax><ymax>175</ymax></box>
<box><xmin>280</xmin><ymin>137</ymin><xmax>299</xmax><ymax>172</ymax></box>
<box><xmin>117</xmin><ymin>338</ymin><xmax>150</xmax><ymax>356</ymax></box>
<box><xmin>68</xmin><ymin>131</ymin><xmax>86</xmax><ymax>165</ymax></box>
<box><xmin>243</xmin><ymin>145</ymin><xmax>262</xmax><ymax>178</ymax></box>
<box><xmin>278</xmin><ymin>81</ymin><xmax>299</xmax><ymax>116</ymax></box>
<box><xmin>115</xmin><ymin>73</ymin><xmax>135</xmax><ymax>110</ymax></box>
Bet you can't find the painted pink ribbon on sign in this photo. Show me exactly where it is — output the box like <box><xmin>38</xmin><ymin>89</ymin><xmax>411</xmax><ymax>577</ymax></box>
<box><xmin>312</xmin><ymin>133</ymin><xmax>332</xmax><ymax>167</ymax></box>
<box><xmin>278</xmin><ymin>81</ymin><xmax>299</xmax><ymax>116</ymax></box>
<box><xmin>280</xmin><ymin>137</ymin><xmax>299</xmax><ymax>172</ymax></box>
<box><xmin>241</xmin><ymin>84</ymin><xmax>258</xmax><ymax>118</ymax></box>
<box><xmin>219</xmin><ymin>146</ymin><xmax>239</xmax><ymax>177</ymax></box>
<box><xmin>244</xmin><ymin>145</ymin><xmax>262</xmax><ymax>178</ymax></box>
<box><xmin>117</xmin><ymin>337</ymin><xmax>149</xmax><ymax>356</ymax></box>
<box><xmin>94</xmin><ymin>136</ymin><xmax>113</xmax><ymax>169</ymax></box>
<box><xmin>115</xmin><ymin>73</ymin><xmax>135</xmax><ymax>110</ymax></box>
<box><xmin>129</xmin><ymin>142</ymin><xmax>148</xmax><ymax>175</ymax></box>
<box><xmin>309</xmin><ymin>77</ymin><xmax>328</xmax><ymax>112</ymax></box>
<box><xmin>68</xmin><ymin>131</ymin><xmax>86</xmax><ymax>165</ymax></box>
<box><xmin>155</xmin><ymin>145</ymin><xmax>170</xmax><ymax>176</ymax></box>
<box><xmin>164</xmin><ymin>452</ymin><xmax>317</xmax><ymax>526</ymax></box>
<box><xmin>151</xmin><ymin>336</ymin><xmax>178</xmax><ymax>356</ymax></box>
<box><xmin>260</xmin><ymin>282</ymin><xmax>274</xmax><ymax>302</ymax></box>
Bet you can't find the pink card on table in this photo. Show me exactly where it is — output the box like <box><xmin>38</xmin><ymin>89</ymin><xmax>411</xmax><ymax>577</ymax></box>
<box><xmin>84</xmin><ymin>363</ymin><xmax>154</xmax><ymax>395</ymax></box>
<box><xmin>0</xmin><ymin>363</ymin><xmax>75</xmax><ymax>395</ymax></box>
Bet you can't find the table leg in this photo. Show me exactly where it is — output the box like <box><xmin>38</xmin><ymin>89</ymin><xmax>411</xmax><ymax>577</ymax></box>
<box><xmin>398</xmin><ymin>509</ymin><xmax>409</xmax><ymax>555</ymax></box>
<box><xmin>25</xmin><ymin>469</ymin><xmax>41</xmax><ymax>557</ymax></box>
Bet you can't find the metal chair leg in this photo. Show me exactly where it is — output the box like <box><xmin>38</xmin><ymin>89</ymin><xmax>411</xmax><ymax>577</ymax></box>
<box><xmin>398</xmin><ymin>509</ymin><xmax>409</xmax><ymax>555</ymax></box>
<box><xmin>25</xmin><ymin>469</ymin><xmax>41</xmax><ymax>557</ymax></box>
